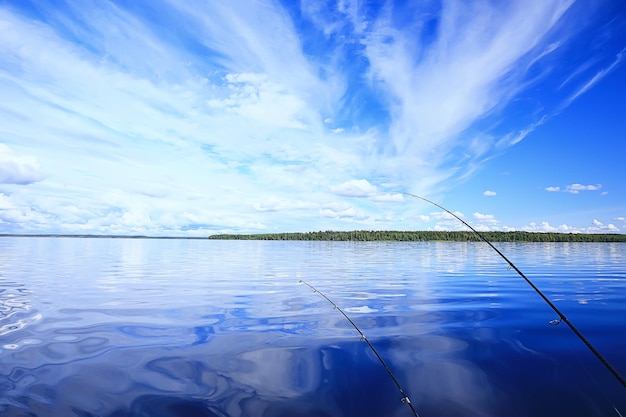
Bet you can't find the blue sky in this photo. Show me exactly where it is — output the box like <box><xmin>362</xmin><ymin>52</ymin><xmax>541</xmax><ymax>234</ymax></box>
<box><xmin>1</xmin><ymin>0</ymin><xmax>625</xmax><ymax>236</ymax></box>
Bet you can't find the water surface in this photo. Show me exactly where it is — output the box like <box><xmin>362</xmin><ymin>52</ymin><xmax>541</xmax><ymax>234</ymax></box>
<box><xmin>1</xmin><ymin>238</ymin><xmax>624</xmax><ymax>416</ymax></box>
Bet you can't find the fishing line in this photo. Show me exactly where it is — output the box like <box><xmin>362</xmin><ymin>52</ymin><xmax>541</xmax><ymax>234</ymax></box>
<box><xmin>405</xmin><ymin>192</ymin><xmax>626</xmax><ymax>389</ymax></box>
<box><xmin>299</xmin><ymin>280</ymin><xmax>419</xmax><ymax>417</ymax></box>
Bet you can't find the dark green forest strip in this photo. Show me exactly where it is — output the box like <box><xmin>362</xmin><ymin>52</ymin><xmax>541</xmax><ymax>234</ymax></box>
<box><xmin>209</xmin><ymin>230</ymin><xmax>626</xmax><ymax>242</ymax></box>
<box><xmin>3</xmin><ymin>231</ymin><xmax>624</xmax><ymax>242</ymax></box>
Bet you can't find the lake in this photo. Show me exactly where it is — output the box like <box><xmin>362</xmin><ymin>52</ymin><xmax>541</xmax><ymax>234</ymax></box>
<box><xmin>0</xmin><ymin>237</ymin><xmax>625</xmax><ymax>417</ymax></box>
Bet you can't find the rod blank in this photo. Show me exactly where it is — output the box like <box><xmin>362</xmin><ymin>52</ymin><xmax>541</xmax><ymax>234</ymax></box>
<box><xmin>405</xmin><ymin>192</ymin><xmax>626</xmax><ymax>389</ymax></box>
<box><xmin>299</xmin><ymin>280</ymin><xmax>419</xmax><ymax>417</ymax></box>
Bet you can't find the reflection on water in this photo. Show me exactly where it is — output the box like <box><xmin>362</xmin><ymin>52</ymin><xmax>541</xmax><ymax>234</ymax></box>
<box><xmin>0</xmin><ymin>238</ymin><xmax>625</xmax><ymax>416</ymax></box>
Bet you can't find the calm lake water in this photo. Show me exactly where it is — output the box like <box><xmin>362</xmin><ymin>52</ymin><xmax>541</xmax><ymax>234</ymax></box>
<box><xmin>0</xmin><ymin>237</ymin><xmax>625</xmax><ymax>417</ymax></box>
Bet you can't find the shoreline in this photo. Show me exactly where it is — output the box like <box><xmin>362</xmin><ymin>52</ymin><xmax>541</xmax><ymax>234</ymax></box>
<box><xmin>2</xmin><ymin>230</ymin><xmax>625</xmax><ymax>242</ymax></box>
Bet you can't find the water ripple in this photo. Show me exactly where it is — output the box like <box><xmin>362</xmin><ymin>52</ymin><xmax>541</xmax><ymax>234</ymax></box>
<box><xmin>0</xmin><ymin>238</ymin><xmax>624</xmax><ymax>416</ymax></box>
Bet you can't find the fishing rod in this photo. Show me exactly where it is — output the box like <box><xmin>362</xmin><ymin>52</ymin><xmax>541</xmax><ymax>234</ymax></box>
<box><xmin>405</xmin><ymin>192</ymin><xmax>626</xmax><ymax>389</ymax></box>
<box><xmin>299</xmin><ymin>279</ymin><xmax>420</xmax><ymax>417</ymax></box>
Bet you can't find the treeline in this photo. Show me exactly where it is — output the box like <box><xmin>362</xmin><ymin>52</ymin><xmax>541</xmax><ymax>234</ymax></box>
<box><xmin>208</xmin><ymin>230</ymin><xmax>626</xmax><ymax>242</ymax></box>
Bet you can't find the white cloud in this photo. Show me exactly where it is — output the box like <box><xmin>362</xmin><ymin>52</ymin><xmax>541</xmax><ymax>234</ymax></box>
<box><xmin>206</xmin><ymin>73</ymin><xmax>310</xmax><ymax>129</ymax></box>
<box><xmin>319</xmin><ymin>202</ymin><xmax>370</xmax><ymax>221</ymax></box>
<box><xmin>0</xmin><ymin>192</ymin><xmax>50</xmax><ymax>228</ymax></box>
<box><xmin>418</xmin><ymin>210</ymin><xmax>623</xmax><ymax>234</ymax></box>
<box><xmin>253</xmin><ymin>196</ymin><xmax>317</xmax><ymax>212</ymax></box>
<box><xmin>0</xmin><ymin>193</ymin><xmax>12</xmax><ymax>210</ymax></box>
<box><xmin>330</xmin><ymin>179</ymin><xmax>405</xmax><ymax>204</ymax></box>
<box><xmin>545</xmin><ymin>184</ymin><xmax>602</xmax><ymax>194</ymax></box>
<box><xmin>371</xmin><ymin>193</ymin><xmax>404</xmax><ymax>203</ymax></box>
<box><xmin>522</xmin><ymin>219</ymin><xmax>620</xmax><ymax>233</ymax></box>
<box><xmin>590</xmin><ymin>219</ymin><xmax>619</xmax><ymax>232</ymax></box>
<box><xmin>0</xmin><ymin>144</ymin><xmax>45</xmax><ymax>185</ymax></box>
<box><xmin>500</xmin><ymin>115</ymin><xmax>548</xmax><ymax>147</ymax></box>
<box><xmin>419</xmin><ymin>211</ymin><xmax>460</xmax><ymax>222</ymax></box>
<box><xmin>524</xmin><ymin>221</ymin><xmax>577</xmax><ymax>233</ymax></box>
<box><xmin>0</xmin><ymin>1</ymin><xmax>619</xmax><ymax>235</ymax></box>
<box><xmin>0</xmin><ymin>3</ymin><xmax>346</xmax><ymax>234</ymax></box>
<box><xmin>470</xmin><ymin>212</ymin><xmax>504</xmax><ymax>231</ymax></box>
<box><xmin>564</xmin><ymin>184</ymin><xmax>601</xmax><ymax>194</ymax></box>
<box><xmin>483</xmin><ymin>190</ymin><xmax>497</xmax><ymax>196</ymax></box>
<box><xmin>564</xmin><ymin>48</ymin><xmax>625</xmax><ymax>106</ymax></box>
<box><xmin>360</xmin><ymin>1</ymin><xmax>574</xmax><ymax>174</ymax></box>
<box><xmin>330</xmin><ymin>179</ymin><xmax>378</xmax><ymax>197</ymax></box>
<box><xmin>418</xmin><ymin>210</ymin><xmax>468</xmax><ymax>231</ymax></box>
<box><xmin>473</xmin><ymin>212</ymin><xmax>496</xmax><ymax>222</ymax></box>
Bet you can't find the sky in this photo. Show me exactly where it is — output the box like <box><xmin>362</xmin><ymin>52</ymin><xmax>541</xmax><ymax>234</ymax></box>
<box><xmin>1</xmin><ymin>0</ymin><xmax>625</xmax><ymax>236</ymax></box>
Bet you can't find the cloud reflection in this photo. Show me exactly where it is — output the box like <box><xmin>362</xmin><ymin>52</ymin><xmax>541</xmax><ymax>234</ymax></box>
<box><xmin>2</xmin><ymin>239</ymin><xmax>624</xmax><ymax>416</ymax></box>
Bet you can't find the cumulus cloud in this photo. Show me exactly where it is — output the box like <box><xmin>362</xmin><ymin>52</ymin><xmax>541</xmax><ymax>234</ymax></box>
<box><xmin>0</xmin><ymin>144</ymin><xmax>45</xmax><ymax>185</ymax></box>
<box><xmin>330</xmin><ymin>179</ymin><xmax>404</xmax><ymax>202</ymax></box>
<box><xmin>522</xmin><ymin>219</ymin><xmax>620</xmax><ymax>233</ymax></box>
<box><xmin>470</xmin><ymin>212</ymin><xmax>501</xmax><ymax>231</ymax></box>
<box><xmin>320</xmin><ymin>202</ymin><xmax>370</xmax><ymax>221</ymax></box>
<box><xmin>418</xmin><ymin>210</ymin><xmax>466</xmax><ymax>231</ymax></box>
<box><xmin>416</xmin><ymin>207</ymin><xmax>622</xmax><ymax>234</ymax></box>
<box><xmin>524</xmin><ymin>221</ymin><xmax>578</xmax><ymax>233</ymax></box>
<box><xmin>0</xmin><ymin>192</ymin><xmax>50</xmax><ymax>229</ymax></box>
<box><xmin>330</xmin><ymin>179</ymin><xmax>378</xmax><ymax>197</ymax></box>
<box><xmin>591</xmin><ymin>219</ymin><xmax>619</xmax><ymax>232</ymax></box>
<box><xmin>0</xmin><ymin>193</ymin><xmax>14</xmax><ymax>210</ymax></box>
<box><xmin>473</xmin><ymin>212</ymin><xmax>497</xmax><ymax>222</ymax></box>
<box><xmin>483</xmin><ymin>190</ymin><xmax>497</xmax><ymax>196</ymax></box>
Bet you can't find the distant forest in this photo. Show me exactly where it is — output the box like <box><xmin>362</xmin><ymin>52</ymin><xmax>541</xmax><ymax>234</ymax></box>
<box><xmin>209</xmin><ymin>230</ymin><xmax>626</xmax><ymax>242</ymax></box>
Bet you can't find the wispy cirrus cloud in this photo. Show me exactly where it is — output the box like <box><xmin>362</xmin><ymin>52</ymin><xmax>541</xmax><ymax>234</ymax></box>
<box><xmin>0</xmin><ymin>1</ymin><xmax>341</xmax><ymax>234</ymax></box>
<box><xmin>0</xmin><ymin>1</ymin><xmax>621</xmax><ymax>234</ymax></box>
<box><xmin>351</xmin><ymin>1</ymin><xmax>574</xmax><ymax>179</ymax></box>
<box><xmin>563</xmin><ymin>48</ymin><xmax>625</xmax><ymax>106</ymax></box>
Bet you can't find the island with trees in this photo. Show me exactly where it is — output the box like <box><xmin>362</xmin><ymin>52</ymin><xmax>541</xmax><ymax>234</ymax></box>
<box><xmin>208</xmin><ymin>230</ymin><xmax>626</xmax><ymax>242</ymax></box>
<box><xmin>2</xmin><ymin>231</ymin><xmax>624</xmax><ymax>242</ymax></box>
